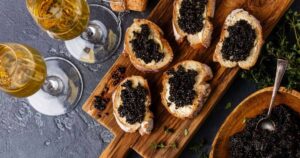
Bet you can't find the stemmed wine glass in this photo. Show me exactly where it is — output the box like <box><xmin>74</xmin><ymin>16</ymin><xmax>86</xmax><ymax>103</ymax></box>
<box><xmin>0</xmin><ymin>43</ymin><xmax>83</xmax><ymax>116</ymax></box>
<box><xmin>26</xmin><ymin>0</ymin><xmax>122</xmax><ymax>64</ymax></box>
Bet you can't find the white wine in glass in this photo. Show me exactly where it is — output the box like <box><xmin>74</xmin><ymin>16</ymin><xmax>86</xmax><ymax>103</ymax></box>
<box><xmin>28</xmin><ymin>0</ymin><xmax>90</xmax><ymax>40</ymax></box>
<box><xmin>26</xmin><ymin>0</ymin><xmax>122</xmax><ymax>64</ymax></box>
<box><xmin>0</xmin><ymin>43</ymin><xmax>46</xmax><ymax>97</ymax></box>
<box><xmin>0</xmin><ymin>43</ymin><xmax>83</xmax><ymax>116</ymax></box>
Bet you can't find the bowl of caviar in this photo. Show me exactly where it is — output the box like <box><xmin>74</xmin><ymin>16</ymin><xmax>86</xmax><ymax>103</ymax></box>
<box><xmin>210</xmin><ymin>87</ymin><xmax>300</xmax><ymax>158</ymax></box>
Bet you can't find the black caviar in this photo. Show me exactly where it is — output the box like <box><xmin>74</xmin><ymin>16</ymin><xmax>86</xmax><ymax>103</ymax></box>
<box><xmin>112</xmin><ymin>66</ymin><xmax>126</xmax><ymax>86</ymax></box>
<box><xmin>230</xmin><ymin>105</ymin><xmax>300</xmax><ymax>158</ymax></box>
<box><xmin>178</xmin><ymin>0</ymin><xmax>208</xmax><ymax>34</ymax></box>
<box><xmin>130</xmin><ymin>24</ymin><xmax>164</xmax><ymax>63</ymax></box>
<box><xmin>118</xmin><ymin>80</ymin><xmax>148</xmax><ymax>124</ymax></box>
<box><xmin>167</xmin><ymin>65</ymin><xmax>198</xmax><ymax>108</ymax></box>
<box><xmin>94</xmin><ymin>96</ymin><xmax>109</xmax><ymax>111</ymax></box>
<box><xmin>221</xmin><ymin>20</ymin><xmax>257</xmax><ymax>61</ymax></box>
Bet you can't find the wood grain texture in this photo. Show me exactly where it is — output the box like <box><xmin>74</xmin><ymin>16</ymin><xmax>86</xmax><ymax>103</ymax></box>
<box><xmin>210</xmin><ymin>87</ymin><xmax>300</xmax><ymax>158</ymax></box>
<box><xmin>110</xmin><ymin>0</ymin><xmax>148</xmax><ymax>12</ymax></box>
<box><xmin>82</xmin><ymin>0</ymin><xmax>293</xmax><ymax>157</ymax></box>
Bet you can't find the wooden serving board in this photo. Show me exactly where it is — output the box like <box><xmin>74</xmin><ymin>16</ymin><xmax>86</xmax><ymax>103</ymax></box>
<box><xmin>82</xmin><ymin>0</ymin><xmax>293</xmax><ymax>157</ymax></box>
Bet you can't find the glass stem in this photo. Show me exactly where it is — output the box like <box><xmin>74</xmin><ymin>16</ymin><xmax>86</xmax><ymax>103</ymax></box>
<box><xmin>42</xmin><ymin>76</ymin><xmax>64</xmax><ymax>96</ymax></box>
<box><xmin>81</xmin><ymin>22</ymin><xmax>104</xmax><ymax>44</ymax></box>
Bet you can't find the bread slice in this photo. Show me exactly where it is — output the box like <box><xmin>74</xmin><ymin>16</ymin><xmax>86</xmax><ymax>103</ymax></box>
<box><xmin>125</xmin><ymin>19</ymin><xmax>173</xmax><ymax>72</ymax></box>
<box><xmin>161</xmin><ymin>60</ymin><xmax>213</xmax><ymax>119</ymax></box>
<box><xmin>110</xmin><ymin>0</ymin><xmax>148</xmax><ymax>12</ymax></box>
<box><xmin>213</xmin><ymin>9</ymin><xmax>263</xmax><ymax>70</ymax></box>
<box><xmin>112</xmin><ymin>76</ymin><xmax>153</xmax><ymax>135</ymax></box>
<box><xmin>172</xmin><ymin>0</ymin><xmax>215</xmax><ymax>49</ymax></box>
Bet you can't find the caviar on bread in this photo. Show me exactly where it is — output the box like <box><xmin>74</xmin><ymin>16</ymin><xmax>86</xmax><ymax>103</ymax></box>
<box><xmin>112</xmin><ymin>76</ymin><xmax>153</xmax><ymax>135</ymax></box>
<box><xmin>173</xmin><ymin>0</ymin><xmax>216</xmax><ymax>49</ymax></box>
<box><xmin>161</xmin><ymin>60</ymin><xmax>213</xmax><ymax>119</ymax></box>
<box><xmin>213</xmin><ymin>9</ymin><xmax>263</xmax><ymax>70</ymax></box>
<box><xmin>125</xmin><ymin>19</ymin><xmax>174</xmax><ymax>72</ymax></box>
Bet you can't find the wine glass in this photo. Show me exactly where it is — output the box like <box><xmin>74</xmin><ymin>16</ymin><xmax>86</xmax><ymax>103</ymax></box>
<box><xmin>26</xmin><ymin>0</ymin><xmax>122</xmax><ymax>64</ymax></box>
<box><xmin>0</xmin><ymin>43</ymin><xmax>83</xmax><ymax>116</ymax></box>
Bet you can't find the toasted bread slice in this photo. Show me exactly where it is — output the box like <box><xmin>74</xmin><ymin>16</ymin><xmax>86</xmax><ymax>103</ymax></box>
<box><xmin>112</xmin><ymin>76</ymin><xmax>153</xmax><ymax>135</ymax></box>
<box><xmin>125</xmin><ymin>19</ymin><xmax>173</xmax><ymax>72</ymax></box>
<box><xmin>161</xmin><ymin>60</ymin><xmax>213</xmax><ymax>119</ymax></box>
<box><xmin>213</xmin><ymin>9</ymin><xmax>263</xmax><ymax>70</ymax></box>
<box><xmin>110</xmin><ymin>0</ymin><xmax>148</xmax><ymax>12</ymax></box>
<box><xmin>172</xmin><ymin>0</ymin><xmax>215</xmax><ymax>49</ymax></box>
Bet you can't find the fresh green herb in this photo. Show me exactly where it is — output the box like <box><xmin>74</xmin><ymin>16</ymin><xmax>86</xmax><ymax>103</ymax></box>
<box><xmin>240</xmin><ymin>10</ymin><xmax>300</xmax><ymax>91</ymax></box>
<box><xmin>189</xmin><ymin>139</ymin><xmax>206</xmax><ymax>154</ymax></box>
<box><xmin>151</xmin><ymin>142</ymin><xmax>178</xmax><ymax>150</ymax></box>
<box><xmin>243</xmin><ymin>118</ymin><xmax>249</xmax><ymax>124</ymax></box>
<box><xmin>189</xmin><ymin>139</ymin><xmax>208</xmax><ymax>158</ymax></box>
<box><xmin>184</xmin><ymin>128</ymin><xmax>189</xmax><ymax>136</ymax></box>
<box><xmin>151</xmin><ymin>142</ymin><xmax>166</xmax><ymax>150</ymax></box>
<box><xmin>169</xmin><ymin>142</ymin><xmax>178</xmax><ymax>149</ymax></box>
<box><xmin>225</xmin><ymin>102</ymin><xmax>232</xmax><ymax>109</ymax></box>
<box><xmin>164</xmin><ymin>126</ymin><xmax>175</xmax><ymax>134</ymax></box>
<box><xmin>199</xmin><ymin>153</ymin><xmax>208</xmax><ymax>158</ymax></box>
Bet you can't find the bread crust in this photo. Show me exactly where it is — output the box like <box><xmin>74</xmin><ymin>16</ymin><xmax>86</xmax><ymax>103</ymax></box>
<box><xmin>213</xmin><ymin>9</ymin><xmax>264</xmax><ymax>70</ymax></box>
<box><xmin>172</xmin><ymin>0</ymin><xmax>216</xmax><ymax>49</ymax></box>
<box><xmin>110</xmin><ymin>0</ymin><xmax>148</xmax><ymax>12</ymax></box>
<box><xmin>161</xmin><ymin>60</ymin><xmax>213</xmax><ymax>119</ymax></box>
<box><xmin>112</xmin><ymin>76</ymin><xmax>153</xmax><ymax>135</ymax></box>
<box><xmin>125</xmin><ymin>19</ymin><xmax>174</xmax><ymax>72</ymax></box>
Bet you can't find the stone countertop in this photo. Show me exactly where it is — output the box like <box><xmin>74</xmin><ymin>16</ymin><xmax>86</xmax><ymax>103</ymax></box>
<box><xmin>0</xmin><ymin>0</ymin><xmax>298</xmax><ymax>158</ymax></box>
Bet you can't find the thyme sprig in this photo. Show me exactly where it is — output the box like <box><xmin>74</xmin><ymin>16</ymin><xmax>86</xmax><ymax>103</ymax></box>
<box><xmin>151</xmin><ymin>142</ymin><xmax>178</xmax><ymax>150</ymax></box>
<box><xmin>164</xmin><ymin>126</ymin><xmax>175</xmax><ymax>134</ymax></box>
<box><xmin>189</xmin><ymin>138</ymin><xmax>208</xmax><ymax>158</ymax></box>
<box><xmin>225</xmin><ymin>102</ymin><xmax>232</xmax><ymax>110</ymax></box>
<box><xmin>184</xmin><ymin>128</ymin><xmax>189</xmax><ymax>136</ymax></box>
<box><xmin>151</xmin><ymin>142</ymin><xmax>166</xmax><ymax>150</ymax></box>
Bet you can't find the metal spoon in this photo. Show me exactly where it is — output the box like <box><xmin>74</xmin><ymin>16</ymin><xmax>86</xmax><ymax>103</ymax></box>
<box><xmin>256</xmin><ymin>59</ymin><xmax>288</xmax><ymax>131</ymax></box>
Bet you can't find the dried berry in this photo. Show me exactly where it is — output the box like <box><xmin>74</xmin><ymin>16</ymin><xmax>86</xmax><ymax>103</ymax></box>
<box><xmin>130</xmin><ymin>24</ymin><xmax>165</xmax><ymax>63</ymax></box>
<box><xmin>167</xmin><ymin>66</ymin><xmax>198</xmax><ymax>108</ymax></box>
<box><xmin>230</xmin><ymin>105</ymin><xmax>300</xmax><ymax>158</ymax></box>
<box><xmin>221</xmin><ymin>20</ymin><xmax>257</xmax><ymax>61</ymax></box>
<box><xmin>118</xmin><ymin>80</ymin><xmax>148</xmax><ymax>124</ymax></box>
<box><xmin>94</xmin><ymin>96</ymin><xmax>109</xmax><ymax>111</ymax></box>
<box><xmin>178</xmin><ymin>0</ymin><xmax>208</xmax><ymax>34</ymax></box>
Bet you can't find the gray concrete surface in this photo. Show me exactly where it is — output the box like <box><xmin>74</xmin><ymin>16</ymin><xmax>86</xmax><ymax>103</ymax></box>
<box><xmin>0</xmin><ymin>0</ymin><xmax>298</xmax><ymax>158</ymax></box>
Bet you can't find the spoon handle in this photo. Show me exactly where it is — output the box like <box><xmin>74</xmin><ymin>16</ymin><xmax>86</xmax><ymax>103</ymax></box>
<box><xmin>267</xmin><ymin>59</ymin><xmax>288</xmax><ymax>116</ymax></box>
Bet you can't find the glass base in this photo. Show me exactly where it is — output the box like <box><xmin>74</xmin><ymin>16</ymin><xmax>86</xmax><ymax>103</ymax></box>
<box><xmin>65</xmin><ymin>4</ymin><xmax>122</xmax><ymax>64</ymax></box>
<box><xmin>27</xmin><ymin>57</ymin><xmax>83</xmax><ymax>116</ymax></box>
